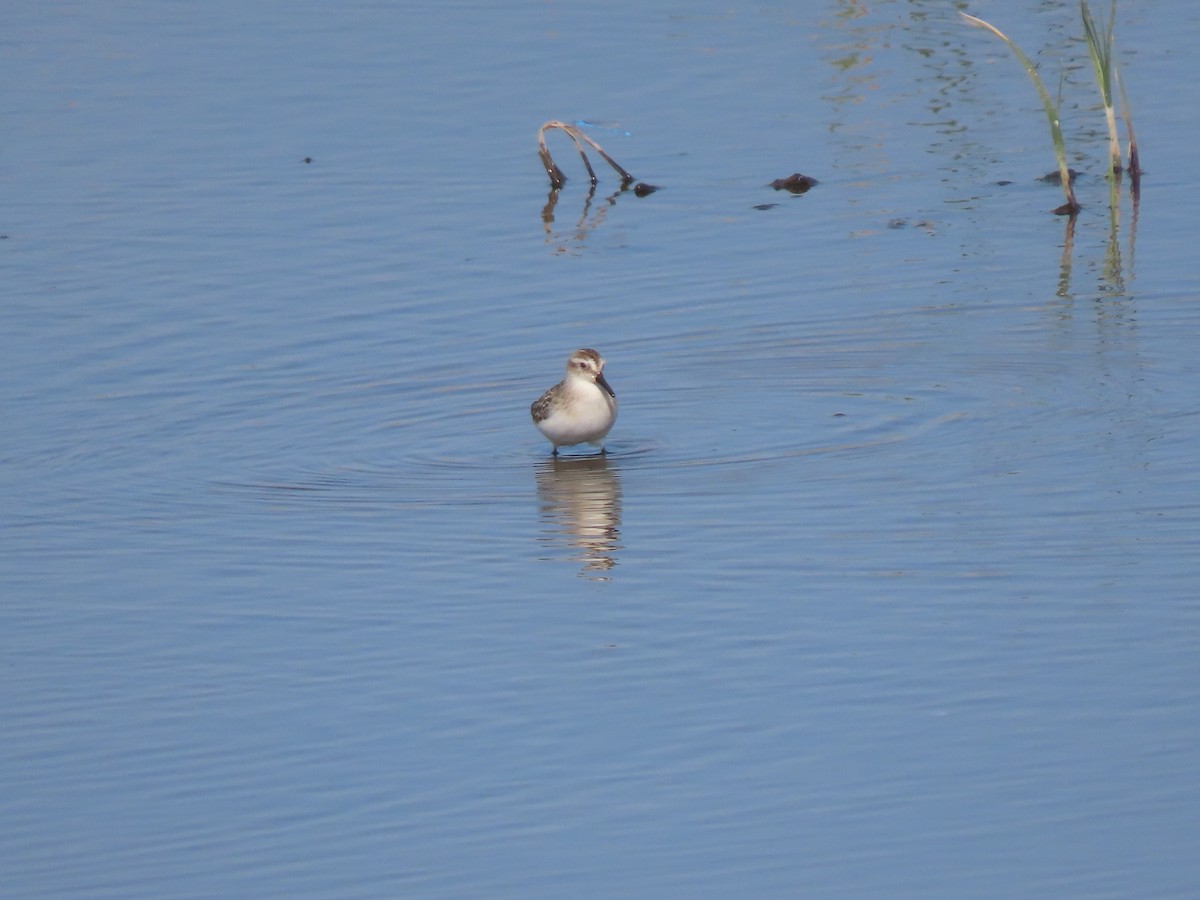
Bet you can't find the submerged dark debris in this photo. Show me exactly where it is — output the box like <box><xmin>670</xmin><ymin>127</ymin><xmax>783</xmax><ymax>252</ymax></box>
<box><xmin>1038</xmin><ymin>168</ymin><xmax>1080</xmax><ymax>184</ymax></box>
<box><xmin>770</xmin><ymin>173</ymin><xmax>819</xmax><ymax>194</ymax></box>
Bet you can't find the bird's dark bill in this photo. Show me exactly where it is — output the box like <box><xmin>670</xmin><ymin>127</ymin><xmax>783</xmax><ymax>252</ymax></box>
<box><xmin>596</xmin><ymin>371</ymin><xmax>615</xmax><ymax>398</ymax></box>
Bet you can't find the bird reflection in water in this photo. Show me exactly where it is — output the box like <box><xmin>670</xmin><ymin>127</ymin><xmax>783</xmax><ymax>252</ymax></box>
<box><xmin>534</xmin><ymin>454</ymin><xmax>622</xmax><ymax>580</ymax></box>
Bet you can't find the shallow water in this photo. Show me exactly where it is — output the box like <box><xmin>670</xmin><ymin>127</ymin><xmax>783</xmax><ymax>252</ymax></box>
<box><xmin>4</xmin><ymin>1</ymin><xmax>1200</xmax><ymax>896</ymax></box>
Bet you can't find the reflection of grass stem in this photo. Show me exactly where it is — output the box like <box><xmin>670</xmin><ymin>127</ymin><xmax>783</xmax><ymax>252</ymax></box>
<box><xmin>537</xmin><ymin>121</ymin><xmax>634</xmax><ymax>190</ymax></box>
<box><xmin>1080</xmin><ymin>0</ymin><xmax>1121</xmax><ymax>175</ymax></box>
<box><xmin>1105</xmin><ymin>166</ymin><xmax>1125</xmax><ymax>293</ymax></box>
<box><xmin>1058</xmin><ymin>214</ymin><xmax>1077</xmax><ymax>300</ymax></box>
<box><xmin>961</xmin><ymin>12</ymin><xmax>1080</xmax><ymax>215</ymax></box>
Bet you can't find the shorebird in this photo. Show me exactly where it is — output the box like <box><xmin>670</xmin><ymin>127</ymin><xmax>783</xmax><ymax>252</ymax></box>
<box><xmin>531</xmin><ymin>348</ymin><xmax>617</xmax><ymax>455</ymax></box>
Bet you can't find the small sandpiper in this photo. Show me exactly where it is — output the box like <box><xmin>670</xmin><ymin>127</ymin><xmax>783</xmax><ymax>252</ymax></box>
<box><xmin>531</xmin><ymin>348</ymin><xmax>618</xmax><ymax>455</ymax></box>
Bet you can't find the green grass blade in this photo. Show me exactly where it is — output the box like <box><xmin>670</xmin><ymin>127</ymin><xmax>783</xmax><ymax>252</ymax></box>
<box><xmin>1081</xmin><ymin>0</ymin><xmax>1121</xmax><ymax>173</ymax></box>
<box><xmin>960</xmin><ymin>12</ymin><xmax>1080</xmax><ymax>213</ymax></box>
<box><xmin>1080</xmin><ymin>0</ymin><xmax>1114</xmax><ymax>107</ymax></box>
<box><xmin>1114</xmin><ymin>63</ymin><xmax>1141</xmax><ymax>183</ymax></box>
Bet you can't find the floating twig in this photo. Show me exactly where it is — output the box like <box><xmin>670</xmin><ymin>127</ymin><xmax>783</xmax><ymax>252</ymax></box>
<box><xmin>537</xmin><ymin>120</ymin><xmax>657</xmax><ymax>194</ymax></box>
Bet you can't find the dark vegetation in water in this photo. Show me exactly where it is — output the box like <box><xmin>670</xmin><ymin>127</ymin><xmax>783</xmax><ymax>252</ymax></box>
<box><xmin>1039</xmin><ymin>168</ymin><xmax>1079</xmax><ymax>185</ymax></box>
<box><xmin>537</xmin><ymin>2</ymin><xmax>1142</xmax><ymax>223</ymax></box>
<box><xmin>537</xmin><ymin>120</ymin><xmax>640</xmax><ymax>192</ymax></box>
<box><xmin>535</xmin><ymin>121</ymin><xmax>664</xmax><ymax>238</ymax></box>
<box><xmin>536</xmin><ymin>120</ymin><xmax>826</xmax><ymax>226</ymax></box>
<box><xmin>1080</xmin><ymin>0</ymin><xmax>1141</xmax><ymax>185</ymax></box>
<box><xmin>961</xmin><ymin>2</ymin><xmax>1141</xmax><ymax>216</ymax></box>
<box><xmin>769</xmin><ymin>173</ymin><xmax>818</xmax><ymax>194</ymax></box>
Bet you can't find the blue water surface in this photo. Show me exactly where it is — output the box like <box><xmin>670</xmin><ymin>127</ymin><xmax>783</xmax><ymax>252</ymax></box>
<box><xmin>3</xmin><ymin>1</ymin><xmax>1199</xmax><ymax>897</ymax></box>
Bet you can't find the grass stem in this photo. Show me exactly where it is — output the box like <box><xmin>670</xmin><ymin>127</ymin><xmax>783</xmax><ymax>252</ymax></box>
<box><xmin>1080</xmin><ymin>0</ymin><xmax>1121</xmax><ymax>175</ymax></box>
<box><xmin>1114</xmin><ymin>64</ymin><xmax>1141</xmax><ymax>188</ymax></box>
<box><xmin>537</xmin><ymin>121</ymin><xmax>635</xmax><ymax>190</ymax></box>
<box><xmin>961</xmin><ymin>12</ymin><xmax>1080</xmax><ymax>215</ymax></box>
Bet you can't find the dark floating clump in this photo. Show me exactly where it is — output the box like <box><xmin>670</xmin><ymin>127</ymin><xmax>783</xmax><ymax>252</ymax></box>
<box><xmin>770</xmin><ymin>173</ymin><xmax>819</xmax><ymax>194</ymax></box>
<box><xmin>303</xmin><ymin>157</ymin><xmax>313</xmax><ymax>164</ymax></box>
<box><xmin>888</xmin><ymin>218</ymin><xmax>936</xmax><ymax>232</ymax></box>
<box><xmin>1038</xmin><ymin>168</ymin><xmax>1079</xmax><ymax>184</ymax></box>
<box><xmin>537</xmin><ymin>120</ymin><xmax>655</xmax><ymax>193</ymax></box>
<box><xmin>753</xmin><ymin>203</ymin><xmax>778</xmax><ymax>211</ymax></box>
